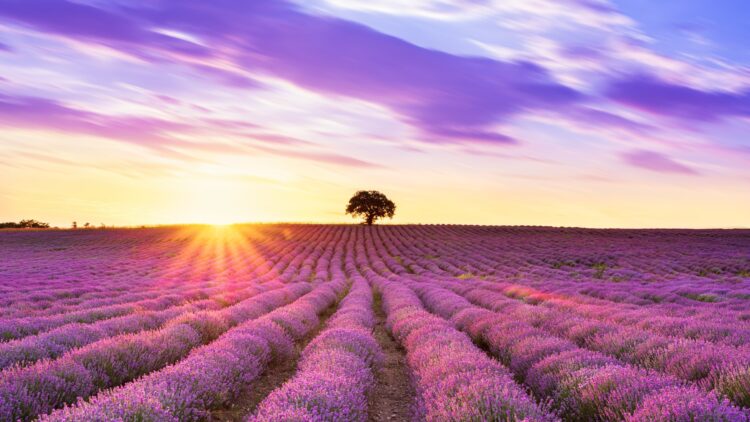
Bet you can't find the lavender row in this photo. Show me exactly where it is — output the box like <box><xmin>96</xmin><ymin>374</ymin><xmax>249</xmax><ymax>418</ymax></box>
<box><xmin>0</xmin><ymin>228</ymin><xmax>221</xmax><ymax>311</ymax></box>
<box><xmin>377</xmin><ymin>226</ymin><xmax>750</xmax><ymax>334</ymax></box>
<box><xmin>475</xmin><ymin>277</ymin><xmax>750</xmax><ymax>352</ymax></box>
<box><xmin>0</xmin><ymin>284</ymin><xmax>197</xmax><ymax>319</ymax></box>
<box><xmin>346</xmin><ymin>226</ymin><xmax>750</xmax><ymax>340</ymax></box>
<box><xmin>0</xmin><ymin>225</ymin><xmax>323</xmax><ymax>319</ymax></box>
<box><xmin>457</xmin><ymin>276</ymin><xmax>750</xmax><ymax>347</ymax></box>
<box><xmin>0</xmin><ymin>283</ymin><xmax>312</xmax><ymax>421</ymax></box>
<box><xmin>0</xmin><ymin>227</ymin><xmax>331</xmax><ymax>343</ymax></box>
<box><xmin>0</xmin><ymin>265</ymin><xmax>258</xmax><ymax>341</ymax></box>
<box><xmin>364</xmin><ymin>226</ymin><xmax>750</xmax><ymax>410</ymax></box>
<box><xmin>373</xmin><ymin>275</ymin><xmax>557</xmax><ymax>421</ymax></box>
<box><xmin>41</xmin><ymin>279</ymin><xmax>347</xmax><ymax>421</ymax></box>
<box><xmin>435</xmin><ymin>279</ymin><xmax>750</xmax><ymax>408</ymax></box>
<box><xmin>250</xmin><ymin>277</ymin><xmax>381</xmax><ymax>421</ymax></box>
<box><xmin>410</xmin><ymin>280</ymin><xmax>748</xmax><ymax>421</ymax></box>
<box><xmin>0</xmin><ymin>281</ymin><xmax>290</xmax><ymax>370</ymax></box>
<box><xmin>0</xmin><ymin>293</ymin><xmax>195</xmax><ymax>342</ymax></box>
<box><xmin>374</xmin><ymin>225</ymin><xmax>750</xmax><ymax>321</ymax></box>
<box><xmin>0</xmin><ymin>299</ymin><xmax>217</xmax><ymax>371</ymax></box>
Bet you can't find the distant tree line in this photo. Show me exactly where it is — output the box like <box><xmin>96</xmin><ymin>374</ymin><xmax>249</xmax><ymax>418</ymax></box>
<box><xmin>72</xmin><ymin>221</ymin><xmax>108</xmax><ymax>229</ymax></box>
<box><xmin>0</xmin><ymin>220</ymin><xmax>111</xmax><ymax>229</ymax></box>
<box><xmin>0</xmin><ymin>219</ymin><xmax>50</xmax><ymax>229</ymax></box>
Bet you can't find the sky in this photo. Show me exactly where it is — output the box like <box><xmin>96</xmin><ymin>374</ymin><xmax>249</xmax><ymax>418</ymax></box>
<box><xmin>0</xmin><ymin>0</ymin><xmax>749</xmax><ymax>228</ymax></box>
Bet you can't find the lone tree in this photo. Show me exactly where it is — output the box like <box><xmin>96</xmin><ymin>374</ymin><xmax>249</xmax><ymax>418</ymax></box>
<box><xmin>346</xmin><ymin>190</ymin><xmax>396</xmax><ymax>226</ymax></box>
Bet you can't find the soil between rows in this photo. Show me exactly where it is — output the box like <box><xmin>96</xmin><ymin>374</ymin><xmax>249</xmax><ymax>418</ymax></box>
<box><xmin>368</xmin><ymin>291</ymin><xmax>415</xmax><ymax>422</ymax></box>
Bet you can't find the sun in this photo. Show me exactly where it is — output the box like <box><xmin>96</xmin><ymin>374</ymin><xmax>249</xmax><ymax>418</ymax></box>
<box><xmin>201</xmin><ymin>217</ymin><xmax>236</xmax><ymax>227</ymax></box>
<box><xmin>187</xmin><ymin>213</ymin><xmax>240</xmax><ymax>226</ymax></box>
<box><xmin>170</xmin><ymin>178</ymin><xmax>254</xmax><ymax>226</ymax></box>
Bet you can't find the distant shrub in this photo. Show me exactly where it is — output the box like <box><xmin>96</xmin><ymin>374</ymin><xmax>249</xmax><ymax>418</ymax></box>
<box><xmin>592</xmin><ymin>263</ymin><xmax>608</xmax><ymax>279</ymax></box>
<box><xmin>684</xmin><ymin>293</ymin><xmax>720</xmax><ymax>303</ymax></box>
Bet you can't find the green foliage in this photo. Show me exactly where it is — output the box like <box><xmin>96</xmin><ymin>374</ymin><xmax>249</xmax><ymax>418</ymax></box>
<box><xmin>551</xmin><ymin>260</ymin><xmax>576</xmax><ymax>269</ymax></box>
<box><xmin>591</xmin><ymin>263</ymin><xmax>607</xmax><ymax>279</ymax></box>
<box><xmin>684</xmin><ymin>292</ymin><xmax>720</xmax><ymax>303</ymax></box>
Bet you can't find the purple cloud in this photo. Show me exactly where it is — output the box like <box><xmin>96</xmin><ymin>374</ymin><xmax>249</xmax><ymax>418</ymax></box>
<box><xmin>0</xmin><ymin>0</ymin><xmax>210</xmax><ymax>56</ymax></box>
<box><xmin>564</xmin><ymin>0</ymin><xmax>618</xmax><ymax>14</ymax></box>
<box><xmin>621</xmin><ymin>150</ymin><xmax>698</xmax><ymax>175</ymax></box>
<box><xmin>0</xmin><ymin>91</ymin><xmax>377</xmax><ymax>167</ymax></box>
<box><xmin>0</xmin><ymin>0</ymin><xmax>582</xmax><ymax>145</ymax></box>
<box><xmin>0</xmin><ymin>0</ymin><xmax>139</xmax><ymax>40</ymax></box>
<box><xmin>0</xmin><ymin>91</ymin><xmax>187</xmax><ymax>145</ymax></box>
<box><xmin>608</xmin><ymin>75</ymin><xmax>750</xmax><ymax>122</ymax></box>
<box><xmin>569</xmin><ymin>107</ymin><xmax>655</xmax><ymax>135</ymax></box>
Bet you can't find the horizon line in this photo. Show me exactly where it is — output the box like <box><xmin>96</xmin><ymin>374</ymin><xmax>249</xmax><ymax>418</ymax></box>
<box><xmin>1</xmin><ymin>222</ymin><xmax>748</xmax><ymax>231</ymax></box>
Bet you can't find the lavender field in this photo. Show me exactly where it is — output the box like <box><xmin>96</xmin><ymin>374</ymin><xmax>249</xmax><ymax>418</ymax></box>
<box><xmin>1</xmin><ymin>225</ymin><xmax>750</xmax><ymax>421</ymax></box>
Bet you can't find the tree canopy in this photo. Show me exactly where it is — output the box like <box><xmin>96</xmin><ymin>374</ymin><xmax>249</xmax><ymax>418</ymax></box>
<box><xmin>345</xmin><ymin>190</ymin><xmax>396</xmax><ymax>226</ymax></box>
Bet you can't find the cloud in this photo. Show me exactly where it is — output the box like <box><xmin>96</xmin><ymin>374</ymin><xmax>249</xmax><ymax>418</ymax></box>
<box><xmin>0</xmin><ymin>90</ymin><xmax>377</xmax><ymax>168</ymax></box>
<box><xmin>621</xmin><ymin>150</ymin><xmax>698</xmax><ymax>175</ymax></box>
<box><xmin>0</xmin><ymin>0</ymin><xmax>582</xmax><ymax>145</ymax></box>
<box><xmin>568</xmin><ymin>107</ymin><xmax>655</xmax><ymax>135</ymax></box>
<box><xmin>319</xmin><ymin>0</ymin><xmax>628</xmax><ymax>29</ymax></box>
<box><xmin>7</xmin><ymin>150</ymin><xmax>185</xmax><ymax>179</ymax></box>
<box><xmin>0</xmin><ymin>91</ymin><xmax>187</xmax><ymax>146</ymax></box>
<box><xmin>607</xmin><ymin>75</ymin><xmax>750</xmax><ymax>122</ymax></box>
<box><xmin>0</xmin><ymin>0</ymin><xmax>210</xmax><ymax>56</ymax></box>
<box><xmin>251</xmin><ymin>144</ymin><xmax>382</xmax><ymax>168</ymax></box>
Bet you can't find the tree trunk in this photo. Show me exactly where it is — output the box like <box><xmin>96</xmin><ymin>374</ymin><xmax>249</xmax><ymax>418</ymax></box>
<box><xmin>366</xmin><ymin>215</ymin><xmax>374</xmax><ymax>226</ymax></box>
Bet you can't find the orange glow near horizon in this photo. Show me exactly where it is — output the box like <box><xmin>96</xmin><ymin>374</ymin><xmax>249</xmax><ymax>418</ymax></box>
<box><xmin>147</xmin><ymin>224</ymin><xmax>281</xmax><ymax>292</ymax></box>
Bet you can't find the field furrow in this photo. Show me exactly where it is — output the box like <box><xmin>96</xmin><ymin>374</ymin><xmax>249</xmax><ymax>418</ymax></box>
<box><xmin>367</xmin><ymin>288</ymin><xmax>415</xmax><ymax>422</ymax></box>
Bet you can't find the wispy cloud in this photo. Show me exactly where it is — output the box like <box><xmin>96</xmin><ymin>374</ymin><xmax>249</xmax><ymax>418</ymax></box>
<box><xmin>0</xmin><ymin>91</ymin><xmax>187</xmax><ymax>146</ymax></box>
<box><xmin>251</xmin><ymin>144</ymin><xmax>382</xmax><ymax>168</ymax></box>
<box><xmin>0</xmin><ymin>90</ymin><xmax>373</xmax><ymax>168</ymax></box>
<box><xmin>607</xmin><ymin>74</ymin><xmax>750</xmax><ymax>122</ymax></box>
<box><xmin>621</xmin><ymin>150</ymin><xmax>699</xmax><ymax>175</ymax></box>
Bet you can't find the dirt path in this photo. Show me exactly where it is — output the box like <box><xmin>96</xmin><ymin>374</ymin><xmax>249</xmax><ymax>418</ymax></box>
<box><xmin>212</xmin><ymin>303</ymin><xmax>340</xmax><ymax>421</ymax></box>
<box><xmin>368</xmin><ymin>291</ymin><xmax>415</xmax><ymax>422</ymax></box>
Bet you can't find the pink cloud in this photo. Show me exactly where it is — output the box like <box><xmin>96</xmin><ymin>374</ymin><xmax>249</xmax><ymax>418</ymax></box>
<box><xmin>621</xmin><ymin>150</ymin><xmax>698</xmax><ymax>175</ymax></box>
